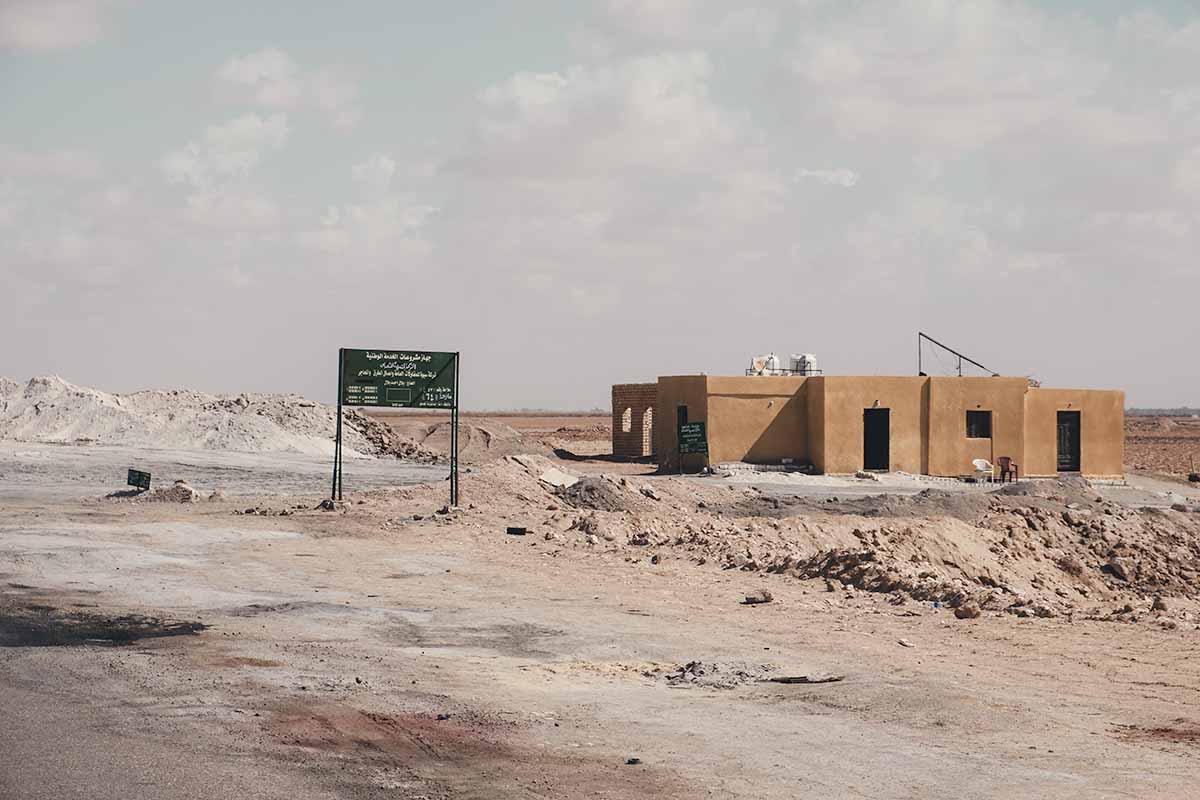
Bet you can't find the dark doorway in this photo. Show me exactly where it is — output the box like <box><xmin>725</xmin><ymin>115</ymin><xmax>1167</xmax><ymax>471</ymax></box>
<box><xmin>863</xmin><ymin>408</ymin><xmax>890</xmax><ymax>471</ymax></box>
<box><xmin>676</xmin><ymin>405</ymin><xmax>688</xmax><ymax>426</ymax></box>
<box><xmin>1057</xmin><ymin>411</ymin><xmax>1081</xmax><ymax>472</ymax></box>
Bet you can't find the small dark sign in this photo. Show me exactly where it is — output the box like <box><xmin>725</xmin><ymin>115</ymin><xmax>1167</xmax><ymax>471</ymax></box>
<box><xmin>127</xmin><ymin>468</ymin><xmax>151</xmax><ymax>491</ymax></box>
<box><xmin>678</xmin><ymin>422</ymin><xmax>708</xmax><ymax>455</ymax></box>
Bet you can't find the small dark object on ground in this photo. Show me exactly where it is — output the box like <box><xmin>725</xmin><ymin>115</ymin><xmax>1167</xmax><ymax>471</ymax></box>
<box><xmin>316</xmin><ymin>499</ymin><xmax>335</xmax><ymax>511</ymax></box>
<box><xmin>742</xmin><ymin>590</ymin><xmax>774</xmax><ymax>605</ymax></box>
<box><xmin>766</xmin><ymin>674</ymin><xmax>845</xmax><ymax>685</ymax></box>
<box><xmin>626</xmin><ymin>758</ymin><xmax>642</xmax><ymax>765</ymax></box>
<box><xmin>1189</xmin><ymin>473</ymin><xmax>1199</xmax><ymax>483</ymax></box>
<box><xmin>506</xmin><ymin>527</ymin><xmax>527</xmax><ymax>536</ymax></box>
<box><xmin>436</xmin><ymin>713</ymin><xmax>450</xmax><ymax>721</ymax></box>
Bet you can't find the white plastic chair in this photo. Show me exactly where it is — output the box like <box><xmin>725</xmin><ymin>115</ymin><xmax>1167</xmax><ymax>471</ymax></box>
<box><xmin>972</xmin><ymin>458</ymin><xmax>994</xmax><ymax>483</ymax></box>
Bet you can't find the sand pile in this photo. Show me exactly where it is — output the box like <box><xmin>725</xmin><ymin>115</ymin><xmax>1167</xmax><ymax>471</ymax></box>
<box><xmin>0</xmin><ymin>376</ymin><xmax>438</xmax><ymax>461</ymax></box>
<box><xmin>367</xmin><ymin>461</ymin><xmax>1200</xmax><ymax>617</ymax></box>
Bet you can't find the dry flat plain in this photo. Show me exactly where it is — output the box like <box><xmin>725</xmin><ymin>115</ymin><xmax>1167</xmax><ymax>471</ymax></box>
<box><xmin>3</xmin><ymin>409</ymin><xmax>1200</xmax><ymax>798</ymax></box>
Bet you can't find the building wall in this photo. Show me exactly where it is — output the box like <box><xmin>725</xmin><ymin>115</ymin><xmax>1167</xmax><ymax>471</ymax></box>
<box><xmin>807</xmin><ymin>376</ymin><xmax>826</xmax><ymax>473</ymax></box>
<box><xmin>654</xmin><ymin>376</ymin><xmax>709</xmax><ymax>471</ymax></box>
<box><xmin>1023</xmin><ymin>388</ymin><xmax>1125</xmax><ymax>478</ymax></box>
<box><xmin>820</xmin><ymin>377</ymin><xmax>928</xmax><ymax>474</ymax></box>
<box><xmin>640</xmin><ymin>375</ymin><xmax>1124</xmax><ymax>478</ymax></box>
<box><xmin>926</xmin><ymin>377</ymin><xmax>1028</xmax><ymax>478</ymax></box>
<box><xmin>705</xmin><ymin>376</ymin><xmax>809</xmax><ymax>465</ymax></box>
<box><xmin>611</xmin><ymin>383</ymin><xmax>657</xmax><ymax>458</ymax></box>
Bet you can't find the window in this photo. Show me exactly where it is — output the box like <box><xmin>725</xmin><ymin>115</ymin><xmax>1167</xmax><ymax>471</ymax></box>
<box><xmin>966</xmin><ymin>410</ymin><xmax>992</xmax><ymax>439</ymax></box>
<box><xmin>621</xmin><ymin>407</ymin><xmax>632</xmax><ymax>433</ymax></box>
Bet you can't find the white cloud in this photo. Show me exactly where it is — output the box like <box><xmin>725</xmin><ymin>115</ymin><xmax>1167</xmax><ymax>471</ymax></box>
<box><xmin>183</xmin><ymin>190</ymin><xmax>280</xmax><ymax>231</ymax></box>
<box><xmin>599</xmin><ymin>0</ymin><xmax>777</xmax><ymax>47</ymax></box>
<box><xmin>216</xmin><ymin>47</ymin><xmax>302</xmax><ymax>108</ymax></box>
<box><xmin>0</xmin><ymin>0</ymin><xmax>125</xmax><ymax>52</ymax></box>
<box><xmin>471</xmin><ymin>52</ymin><xmax>742</xmax><ymax>175</ymax></box>
<box><xmin>795</xmin><ymin>168</ymin><xmax>858</xmax><ymax>187</ymax></box>
<box><xmin>296</xmin><ymin>197</ymin><xmax>436</xmax><ymax>267</ymax></box>
<box><xmin>311</xmin><ymin>68</ymin><xmax>363</xmax><ymax>132</ymax></box>
<box><xmin>351</xmin><ymin>155</ymin><xmax>397</xmax><ymax>192</ymax></box>
<box><xmin>0</xmin><ymin>146</ymin><xmax>103</xmax><ymax>180</ymax></box>
<box><xmin>216</xmin><ymin>49</ymin><xmax>364</xmax><ymax>131</ymax></box>
<box><xmin>160</xmin><ymin>113</ymin><xmax>290</xmax><ymax>189</ymax></box>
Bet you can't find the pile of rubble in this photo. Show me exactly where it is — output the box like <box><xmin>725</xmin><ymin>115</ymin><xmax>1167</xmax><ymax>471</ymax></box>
<box><xmin>407</xmin><ymin>458</ymin><xmax>1200</xmax><ymax>617</ymax></box>
<box><xmin>0</xmin><ymin>375</ymin><xmax>438</xmax><ymax>461</ymax></box>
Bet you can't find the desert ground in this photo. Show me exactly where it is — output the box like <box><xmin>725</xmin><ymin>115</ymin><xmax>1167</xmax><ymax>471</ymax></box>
<box><xmin>3</xmin><ymin>380</ymin><xmax>1200</xmax><ymax>798</ymax></box>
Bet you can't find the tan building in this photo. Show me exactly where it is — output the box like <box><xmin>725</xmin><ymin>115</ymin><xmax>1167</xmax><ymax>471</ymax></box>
<box><xmin>619</xmin><ymin>375</ymin><xmax>1123</xmax><ymax>479</ymax></box>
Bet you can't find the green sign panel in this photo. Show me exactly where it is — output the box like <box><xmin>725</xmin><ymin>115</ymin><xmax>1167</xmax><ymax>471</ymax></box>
<box><xmin>127</xmin><ymin>468</ymin><xmax>151</xmax><ymax>491</ymax></box>
<box><xmin>678</xmin><ymin>422</ymin><xmax>708</xmax><ymax>455</ymax></box>
<box><xmin>340</xmin><ymin>348</ymin><xmax>457</xmax><ymax>409</ymax></box>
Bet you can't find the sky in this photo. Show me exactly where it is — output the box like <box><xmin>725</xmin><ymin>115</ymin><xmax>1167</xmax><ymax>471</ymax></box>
<box><xmin>2</xmin><ymin>0</ymin><xmax>1198</xmax><ymax>410</ymax></box>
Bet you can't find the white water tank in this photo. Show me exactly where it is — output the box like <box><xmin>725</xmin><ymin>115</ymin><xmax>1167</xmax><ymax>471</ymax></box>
<box><xmin>790</xmin><ymin>353</ymin><xmax>818</xmax><ymax>375</ymax></box>
<box><xmin>749</xmin><ymin>354</ymin><xmax>781</xmax><ymax>375</ymax></box>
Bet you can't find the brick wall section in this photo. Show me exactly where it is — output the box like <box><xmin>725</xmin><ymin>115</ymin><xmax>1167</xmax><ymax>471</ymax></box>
<box><xmin>612</xmin><ymin>383</ymin><xmax>657</xmax><ymax>458</ymax></box>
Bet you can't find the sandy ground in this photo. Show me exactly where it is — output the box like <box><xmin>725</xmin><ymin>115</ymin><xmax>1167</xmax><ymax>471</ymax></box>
<box><xmin>3</xmin><ymin>438</ymin><xmax>1200</xmax><ymax>798</ymax></box>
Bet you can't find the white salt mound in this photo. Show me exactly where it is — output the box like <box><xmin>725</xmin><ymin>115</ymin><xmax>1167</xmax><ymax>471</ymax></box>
<box><xmin>0</xmin><ymin>376</ymin><xmax>430</xmax><ymax>459</ymax></box>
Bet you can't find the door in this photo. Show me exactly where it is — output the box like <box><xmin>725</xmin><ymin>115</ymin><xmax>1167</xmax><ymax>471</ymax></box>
<box><xmin>1056</xmin><ymin>411</ymin><xmax>1081</xmax><ymax>472</ymax></box>
<box><xmin>863</xmin><ymin>408</ymin><xmax>890</xmax><ymax>471</ymax></box>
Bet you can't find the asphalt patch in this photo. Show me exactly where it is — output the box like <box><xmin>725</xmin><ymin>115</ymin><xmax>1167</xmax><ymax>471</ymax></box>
<box><xmin>0</xmin><ymin>600</ymin><xmax>207</xmax><ymax>647</ymax></box>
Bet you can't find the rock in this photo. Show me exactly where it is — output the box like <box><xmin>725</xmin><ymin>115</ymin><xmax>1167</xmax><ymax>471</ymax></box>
<box><xmin>1171</xmin><ymin>503</ymin><xmax>1192</xmax><ymax>513</ymax></box>
<box><xmin>316</xmin><ymin>499</ymin><xmax>336</xmax><ymax>511</ymax></box>
<box><xmin>629</xmin><ymin>532</ymin><xmax>650</xmax><ymax>546</ymax></box>
<box><xmin>742</xmin><ymin>589</ymin><xmax>774</xmax><ymax>605</ymax></box>
<box><xmin>1152</xmin><ymin>596</ymin><xmax>1169</xmax><ymax>612</ymax></box>
<box><xmin>585</xmin><ymin>534</ymin><xmax>599</xmax><ymax>545</ymax></box>
<box><xmin>898</xmin><ymin>638</ymin><xmax>915</xmax><ymax>647</ymax></box>
<box><xmin>954</xmin><ymin>602</ymin><xmax>981</xmax><ymax>620</ymax></box>
<box><xmin>544</xmin><ymin>531</ymin><xmax>560</xmax><ymax>542</ymax></box>
<box><xmin>639</xmin><ymin>484</ymin><xmax>661</xmax><ymax>501</ymax></box>
<box><xmin>1062</xmin><ymin>509</ymin><xmax>1091</xmax><ymax>527</ymax></box>
<box><xmin>208</xmin><ymin>489</ymin><xmax>225</xmax><ymax>501</ymax></box>
<box><xmin>538</xmin><ymin>467</ymin><xmax>579</xmax><ymax>489</ymax></box>
<box><xmin>1107</xmin><ymin>556</ymin><xmax>1134</xmax><ymax>582</ymax></box>
<box><xmin>1031</xmin><ymin>604</ymin><xmax>1057</xmax><ymax>618</ymax></box>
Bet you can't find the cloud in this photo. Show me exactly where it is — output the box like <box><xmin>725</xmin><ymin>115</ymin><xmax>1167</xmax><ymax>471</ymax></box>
<box><xmin>216</xmin><ymin>47</ymin><xmax>302</xmax><ymax>108</ymax></box>
<box><xmin>296</xmin><ymin>197</ymin><xmax>436</xmax><ymax>267</ymax></box>
<box><xmin>0</xmin><ymin>0</ymin><xmax>126</xmax><ymax>52</ymax></box>
<box><xmin>216</xmin><ymin>49</ymin><xmax>364</xmax><ymax>131</ymax></box>
<box><xmin>160</xmin><ymin>113</ymin><xmax>290</xmax><ymax>189</ymax></box>
<box><xmin>795</xmin><ymin>168</ymin><xmax>858</xmax><ymax>187</ymax></box>
<box><xmin>351</xmin><ymin>155</ymin><xmax>397</xmax><ymax>192</ymax></box>
<box><xmin>0</xmin><ymin>146</ymin><xmax>103</xmax><ymax>180</ymax></box>
<box><xmin>597</xmin><ymin>0</ymin><xmax>777</xmax><ymax>47</ymax></box>
<box><xmin>296</xmin><ymin>156</ymin><xmax>436</xmax><ymax>268</ymax></box>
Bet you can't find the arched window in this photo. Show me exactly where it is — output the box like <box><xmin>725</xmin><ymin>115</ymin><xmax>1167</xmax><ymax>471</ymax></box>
<box><xmin>641</xmin><ymin>407</ymin><xmax>654</xmax><ymax>456</ymax></box>
<box><xmin>621</xmin><ymin>407</ymin><xmax>632</xmax><ymax>433</ymax></box>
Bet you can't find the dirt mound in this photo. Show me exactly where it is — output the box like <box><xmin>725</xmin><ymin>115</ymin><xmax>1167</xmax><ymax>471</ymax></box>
<box><xmin>0</xmin><ymin>376</ymin><xmax>437</xmax><ymax>461</ymax></box>
<box><xmin>658</xmin><ymin>660</ymin><xmax>777</xmax><ymax>689</ymax></box>
<box><xmin>554</xmin><ymin>475</ymin><xmax>650</xmax><ymax>512</ymax></box>
<box><xmin>419</xmin><ymin>419</ymin><xmax>542</xmax><ymax>463</ymax></box>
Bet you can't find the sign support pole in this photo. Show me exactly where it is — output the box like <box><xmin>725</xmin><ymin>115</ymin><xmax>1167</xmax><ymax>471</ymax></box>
<box><xmin>332</xmin><ymin>348</ymin><xmax>344</xmax><ymax>502</ymax></box>
<box><xmin>450</xmin><ymin>352</ymin><xmax>460</xmax><ymax>507</ymax></box>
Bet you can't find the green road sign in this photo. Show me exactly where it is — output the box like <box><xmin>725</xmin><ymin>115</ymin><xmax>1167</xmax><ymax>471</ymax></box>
<box><xmin>340</xmin><ymin>348</ymin><xmax>456</xmax><ymax>409</ymax></box>
<box><xmin>678</xmin><ymin>421</ymin><xmax>708</xmax><ymax>455</ymax></box>
<box><xmin>127</xmin><ymin>468</ymin><xmax>151</xmax><ymax>491</ymax></box>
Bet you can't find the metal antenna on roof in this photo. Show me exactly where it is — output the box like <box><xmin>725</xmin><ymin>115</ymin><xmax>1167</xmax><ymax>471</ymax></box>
<box><xmin>917</xmin><ymin>332</ymin><xmax>1000</xmax><ymax>377</ymax></box>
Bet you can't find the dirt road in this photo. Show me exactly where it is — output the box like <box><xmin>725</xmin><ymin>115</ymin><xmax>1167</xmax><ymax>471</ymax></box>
<box><xmin>3</xmin><ymin>448</ymin><xmax>1200</xmax><ymax>798</ymax></box>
